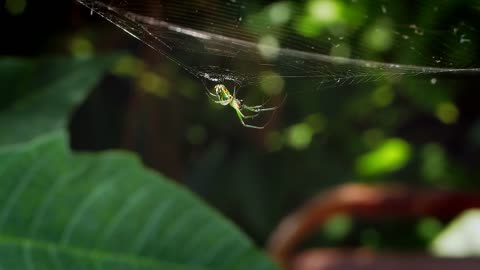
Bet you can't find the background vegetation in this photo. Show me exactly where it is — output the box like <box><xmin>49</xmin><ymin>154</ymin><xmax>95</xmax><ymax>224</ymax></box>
<box><xmin>1</xmin><ymin>0</ymin><xmax>480</xmax><ymax>268</ymax></box>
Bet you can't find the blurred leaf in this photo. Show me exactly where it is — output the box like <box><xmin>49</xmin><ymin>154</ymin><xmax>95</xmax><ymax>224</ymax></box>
<box><xmin>0</xmin><ymin>132</ymin><xmax>278</xmax><ymax>270</ymax></box>
<box><xmin>0</xmin><ymin>58</ymin><xmax>34</xmax><ymax>109</ymax></box>
<box><xmin>431</xmin><ymin>209</ymin><xmax>480</xmax><ymax>257</ymax></box>
<box><xmin>0</xmin><ymin>55</ymin><xmax>119</xmax><ymax>146</ymax></box>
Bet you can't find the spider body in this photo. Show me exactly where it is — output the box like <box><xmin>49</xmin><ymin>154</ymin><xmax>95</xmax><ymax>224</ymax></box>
<box><xmin>207</xmin><ymin>84</ymin><xmax>278</xmax><ymax>129</ymax></box>
<box><xmin>215</xmin><ymin>84</ymin><xmax>232</xmax><ymax>103</ymax></box>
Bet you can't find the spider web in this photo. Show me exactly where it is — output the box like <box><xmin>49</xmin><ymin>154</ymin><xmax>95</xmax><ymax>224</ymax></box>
<box><xmin>75</xmin><ymin>0</ymin><xmax>480</xmax><ymax>96</ymax></box>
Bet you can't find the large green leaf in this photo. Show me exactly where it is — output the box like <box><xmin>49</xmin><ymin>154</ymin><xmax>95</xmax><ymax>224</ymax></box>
<box><xmin>0</xmin><ymin>57</ymin><xmax>34</xmax><ymax>108</ymax></box>
<box><xmin>0</xmin><ymin>55</ymin><xmax>119</xmax><ymax>146</ymax></box>
<box><xmin>0</xmin><ymin>132</ymin><xmax>277</xmax><ymax>270</ymax></box>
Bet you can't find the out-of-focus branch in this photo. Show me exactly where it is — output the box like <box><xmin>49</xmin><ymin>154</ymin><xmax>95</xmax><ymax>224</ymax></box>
<box><xmin>290</xmin><ymin>249</ymin><xmax>480</xmax><ymax>270</ymax></box>
<box><xmin>267</xmin><ymin>183</ymin><xmax>480</xmax><ymax>268</ymax></box>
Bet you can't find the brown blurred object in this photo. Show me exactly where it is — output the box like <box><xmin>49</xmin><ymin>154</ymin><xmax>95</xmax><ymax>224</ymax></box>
<box><xmin>291</xmin><ymin>249</ymin><xmax>480</xmax><ymax>270</ymax></box>
<box><xmin>267</xmin><ymin>183</ymin><xmax>480</xmax><ymax>270</ymax></box>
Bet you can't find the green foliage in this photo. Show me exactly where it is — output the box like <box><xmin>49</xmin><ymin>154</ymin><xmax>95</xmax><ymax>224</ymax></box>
<box><xmin>0</xmin><ymin>56</ymin><xmax>278</xmax><ymax>269</ymax></box>
<box><xmin>0</xmin><ymin>132</ymin><xmax>276</xmax><ymax>270</ymax></box>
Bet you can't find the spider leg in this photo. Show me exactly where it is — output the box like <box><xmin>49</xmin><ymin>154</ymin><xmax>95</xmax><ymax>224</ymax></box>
<box><xmin>204</xmin><ymin>85</ymin><xmax>220</xmax><ymax>102</ymax></box>
<box><xmin>205</xmin><ymin>86</ymin><xmax>217</xmax><ymax>97</ymax></box>
<box><xmin>244</xmin><ymin>105</ymin><xmax>266</xmax><ymax>109</ymax></box>
<box><xmin>242</xmin><ymin>104</ymin><xmax>278</xmax><ymax>112</ymax></box>
<box><xmin>239</xmin><ymin>108</ymin><xmax>260</xmax><ymax>118</ymax></box>
<box><xmin>235</xmin><ymin>93</ymin><xmax>286</xmax><ymax>129</ymax></box>
<box><xmin>242</xmin><ymin>93</ymin><xmax>288</xmax><ymax>112</ymax></box>
<box><xmin>217</xmin><ymin>100</ymin><xmax>231</xmax><ymax>106</ymax></box>
<box><xmin>205</xmin><ymin>92</ymin><xmax>231</xmax><ymax>106</ymax></box>
<box><xmin>205</xmin><ymin>92</ymin><xmax>219</xmax><ymax>103</ymax></box>
<box><xmin>242</xmin><ymin>112</ymin><xmax>260</xmax><ymax>119</ymax></box>
<box><xmin>235</xmin><ymin>109</ymin><xmax>266</xmax><ymax>129</ymax></box>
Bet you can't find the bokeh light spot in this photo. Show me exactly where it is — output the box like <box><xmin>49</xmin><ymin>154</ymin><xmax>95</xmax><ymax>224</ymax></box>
<box><xmin>69</xmin><ymin>36</ymin><xmax>94</xmax><ymax>59</ymax></box>
<box><xmin>322</xmin><ymin>214</ymin><xmax>353</xmax><ymax>241</ymax></box>
<box><xmin>305</xmin><ymin>113</ymin><xmax>327</xmax><ymax>133</ymax></box>
<box><xmin>257</xmin><ymin>35</ymin><xmax>280</xmax><ymax>59</ymax></box>
<box><xmin>287</xmin><ymin>123</ymin><xmax>314</xmax><ymax>150</ymax></box>
<box><xmin>138</xmin><ymin>72</ymin><xmax>169</xmax><ymax>97</ymax></box>
<box><xmin>260</xmin><ymin>71</ymin><xmax>285</xmax><ymax>96</ymax></box>
<box><xmin>268</xmin><ymin>2</ymin><xmax>291</xmax><ymax>25</ymax></box>
<box><xmin>112</xmin><ymin>55</ymin><xmax>145</xmax><ymax>77</ymax></box>
<box><xmin>436</xmin><ymin>102</ymin><xmax>459</xmax><ymax>124</ymax></box>
<box><xmin>371</xmin><ymin>85</ymin><xmax>394</xmax><ymax>107</ymax></box>
<box><xmin>363</xmin><ymin>19</ymin><xmax>394</xmax><ymax>52</ymax></box>
<box><xmin>356</xmin><ymin>138</ymin><xmax>411</xmax><ymax>176</ymax></box>
<box><xmin>5</xmin><ymin>0</ymin><xmax>27</xmax><ymax>15</ymax></box>
<box><xmin>417</xmin><ymin>217</ymin><xmax>443</xmax><ymax>242</ymax></box>
<box><xmin>308</xmin><ymin>0</ymin><xmax>341</xmax><ymax>23</ymax></box>
<box><xmin>421</xmin><ymin>143</ymin><xmax>447</xmax><ymax>183</ymax></box>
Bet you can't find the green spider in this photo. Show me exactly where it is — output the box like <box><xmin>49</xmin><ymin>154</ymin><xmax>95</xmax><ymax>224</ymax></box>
<box><xmin>207</xmin><ymin>84</ymin><xmax>278</xmax><ymax>129</ymax></box>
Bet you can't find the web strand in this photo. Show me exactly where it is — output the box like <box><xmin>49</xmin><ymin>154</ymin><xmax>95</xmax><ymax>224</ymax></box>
<box><xmin>76</xmin><ymin>0</ymin><xmax>480</xmax><ymax>94</ymax></box>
